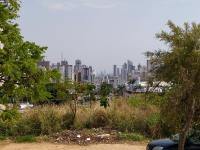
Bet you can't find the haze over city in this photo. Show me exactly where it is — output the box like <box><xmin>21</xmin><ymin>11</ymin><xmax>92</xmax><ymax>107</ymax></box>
<box><xmin>18</xmin><ymin>0</ymin><xmax>200</xmax><ymax>72</ymax></box>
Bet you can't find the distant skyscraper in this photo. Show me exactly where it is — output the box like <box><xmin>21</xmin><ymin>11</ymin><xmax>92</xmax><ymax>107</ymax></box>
<box><xmin>38</xmin><ymin>60</ymin><xmax>50</xmax><ymax>69</ymax></box>
<box><xmin>113</xmin><ymin>65</ymin><xmax>117</xmax><ymax>77</ymax></box>
<box><xmin>127</xmin><ymin>60</ymin><xmax>135</xmax><ymax>73</ymax></box>
<box><xmin>74</xmin><ymin>59</ymin><xmax>82</xmax><ymax>72</ymax></box>
<box><xmin>88</xmin><ymin>66</ymin><xmax>94</xmax><ymax>82</ymax></box>
<box><xmin>59</xmin><ymin>65</ymin><xmax>65</xmax><ymax>81</ymax></box>
<box><xmin>61</xmin><ymin>60</ymin><xmax>68</xmax><ymax>66</ymax></box>
<box><xmin>122</xmin><ymin>62</ymin><xmax>127</xmax><ymax>70</ymax></box>
<box><xmin>66</xmin><ymin>65</ymin><xmax>73</xmax><ymax>80</ymax></box>
<box><xmin>137</xmin><ymin>64</ymin><xmax>142</xmax><ymax>71</ymax></box>
<box><xmin>82</xmin><ymin>66</ymin><xmax>89</xmax><ymax>81</ymax></box>
<box><xmin>117</xmin><ymin>67</ymin><xmax>120</xmax><ymax>77</ymax></box>
<box><xmin>74</xmin><ymin>59</ymin><xmax>82</xmax><ymax>82</ymax></box>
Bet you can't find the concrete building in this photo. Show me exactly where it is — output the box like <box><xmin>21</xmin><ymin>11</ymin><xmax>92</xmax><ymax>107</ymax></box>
<box><xmin>38</xmin><ymin>60</ymin><xmax>50</xmax><ymax>69</ymax></box>
<box><xmin>127</xmin><ymin>60</ymin><xmax>135</xmax><ymax>73</ymax></box>
<box><xmin>66</xmin><ymin>65</ymin><xmax>73</xmax><ymax>80</ymax></box>
<box><xmin>113</xmin><ymin>65</ymin><xmax>117</xmax><ymax>77</ymax></box>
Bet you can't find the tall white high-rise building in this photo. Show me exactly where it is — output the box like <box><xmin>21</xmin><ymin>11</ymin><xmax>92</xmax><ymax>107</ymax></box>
<box><xmin>66</xmin><ymin>65</ymin><xmax>73</xmax><ymax>80</ymax></box>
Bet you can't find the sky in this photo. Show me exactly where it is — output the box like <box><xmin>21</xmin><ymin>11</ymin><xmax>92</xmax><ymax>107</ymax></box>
<box><xmin>18</xmin><ymin>0</ymin><xmax>200</xmax><ymax>72</ymax></box>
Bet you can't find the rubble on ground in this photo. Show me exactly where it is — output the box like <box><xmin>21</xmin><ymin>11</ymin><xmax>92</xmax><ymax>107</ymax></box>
<box><xmin>52</xmin><ymin>128</ymin><xmax>120</xmax><ymax>145</ymax></box>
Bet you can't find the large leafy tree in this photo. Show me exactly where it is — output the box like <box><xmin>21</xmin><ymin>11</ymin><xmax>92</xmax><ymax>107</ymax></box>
<box><xmin>149</xmin><ymin>21</ymin><xmax>200</xmax><ymax>150</ymax></box>
<box><xmin>0</xmin><ymin>0</ymin><xmax>57</xmax><ymax>103</ymax></box>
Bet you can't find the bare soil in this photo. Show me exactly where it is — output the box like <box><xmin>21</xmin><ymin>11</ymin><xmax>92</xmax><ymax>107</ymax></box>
<box><xmin>0</xmin><ymin>143</ymin><xmax>146</xmax><ymax>150</ymax></box>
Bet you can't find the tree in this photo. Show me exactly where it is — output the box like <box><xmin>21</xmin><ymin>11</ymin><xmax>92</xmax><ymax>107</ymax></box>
<box><xmin>0</xmin><ymin>0</ymin><xmax>57</xmax><ymax>104</ymax></box>
<box><xmin>116</xmin><ymin>85</ymin><xmax>126</xmax><ymax>97</ymax></box>
<box><xmin>84</xmin><ymin>83</ymin><xmax>96</xmax><ymax>108</ymax></box>
<box><xmin>149</xmin><ymin>21</ymin><xmax>200</xmax><ymax>150</ymax></box>
<box><xmin>99</xmin><ymin>82</ymin><xmax>112</xmax><ymax>108</ymax></box>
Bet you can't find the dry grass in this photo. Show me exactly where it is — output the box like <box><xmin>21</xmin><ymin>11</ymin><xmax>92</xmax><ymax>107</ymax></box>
<box><xmin>11</xmin><ymin>96</ymin><xmax>161</xmax><ymax>138</ymax></box>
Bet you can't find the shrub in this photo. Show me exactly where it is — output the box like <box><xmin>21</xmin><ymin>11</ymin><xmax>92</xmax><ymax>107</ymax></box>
<box><xmin>0</xmin><ymin>109</ymin><xmax>20</xmax><ymax>136</ymax></box>
<box><xmin>0</xmin><ymin>135</ymin><xmax>7</xmax><ymax>141</ymax></box>
<box><xmin>118</xmin><ymin>133</ymin><xmax>145</xmax><ymax>141</ymax></box>
<box><xmin>15</xmin><ymin>135</ymin><xmax>36</xmax><ymax>143</ymax></box>
<box><xmin>90</xmin><ymin>109</ymin><xmax>109</xmax><ymax>128</ymax></box>
<box><xmin>74</xmin><ymin>108</ymin><xmax>91</xmax><ymax>129</ymax></box>
<box><xmin>108</xmin><ymin>110</ymin><xmax>135</xmax><ymax>132</ymax></box>
<box><xmin>39</xmin><ymin>107</ymin><xmax>62</xmax><ymax>135</ymax></box>
<box><xmin>145</xmin><ymin>112</ymin><xmax>161</xmax><ymax>138</ymax></box>
<box><xmin>15</xmin><ymin>110</ymin><xmax>41</xmax><ymax>136</ymax></box>
<box><xmin>107</xmin><ymin>99</ymin><xmax>133</xmax><ymax>132</ymax></box>
<box><xmin>15</xmin><ymin>106</ymin><xmax>63</xmax><ymax>136</ymax></box>
<box><xmin>62</xmin><ymin>112</ymin><xmax>74</xmax><ymax>129</ymax></box>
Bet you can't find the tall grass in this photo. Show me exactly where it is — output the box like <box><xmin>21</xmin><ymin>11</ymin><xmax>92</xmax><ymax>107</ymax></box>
<box><xmin>0</xmin><ymin>95</ymin><xmax>163</xmax><ymax>138</ymax></box>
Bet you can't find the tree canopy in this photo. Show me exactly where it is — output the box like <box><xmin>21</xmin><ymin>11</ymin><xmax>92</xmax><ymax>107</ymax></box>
<box><xmin>0</xmin><ymin>0</ymin><xmax>58</xmax><ymax>103</ymax></box>
<box><xmin>149</xmin><ymin>21</ymin><xmax>200</xmax><ymax>150</ymax></box>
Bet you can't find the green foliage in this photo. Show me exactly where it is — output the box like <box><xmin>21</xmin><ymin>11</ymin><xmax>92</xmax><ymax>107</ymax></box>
<box><xmin>62</xmin><ymin>112</ymin><xmax>74</xmax><ymax>129</ymax></box>
<box><xmin>145</xmin><ymin>113</ymin><xmax>161</xmax><ymax>138</ymax></box>
<box><xmin>15</xmin><ymin>110</ymin><xmax>41</xmax><ymax>136</ymax></box>
<box><xmin>118</xmin><ymin>133</ymin><xmax>145</xmax><ymax>141</ymax></box>
<box><xmin>128</xmin><ymin>94</ymin><xmax>163</xmax><ymax>108</ymax></box>
<box><xmin>39</xmin><ymin>108</ymin><xmax>61</xmax><ymax>135</ymax></box>
<box><xmin>100</xmin><ymin>96</ymin><xmax>109</xmax><ymax>108</ymax></box>
<box><xmin>0</xmin><ymin>109</ymin><xmax>20</xmax><ymax>136</ymax></box>
<box><xmin>146</xmin><ymin>113</ymin><xmax>160</xmax><ymax>128</ymax></box>
<box><xmin>0</xmin><ymin>135</ymin><xmax>7</xmax><ymax>141</ymax></box>
<box><xmin>0</xmin><ymin>0</ymin><xmax>58</xmax><ymax>104</ymax></box>
<box><xmin>99</xmin><ymin>82</ymin><xmax>112</xmax><ymax>97</ymax></box>
<box><xmin>108</xmin><ymin>110</ymin><xmax>135</xmax><ymax>132</ymax></box>
<box><xmin>128</xmin><ymin>95</ymin><xmax>146</xmax><ymax>107</ymax></box>
<box><xmin>0</xmin><ymin>96</ymin><xmax>165</xmax><ymax>139</ymax></box>
<box><xmin>84</xmin><ymin>83</ymin><xmax>96</xmax><ymax>102</ymax></box>
<box><xmin>15</xmin><ymin>135</ymin><xmax>36</xmax><ymax>143</ymax></box>
<box><xmin>147</xmin><ymin>21</ymin><xmax>200</xmax><ymax>149</ymax></box>
<box><xmin>15</xmin><ymin>106</ymin><xmax>62</xmax><ymax>136</ymax></box>
<box><xmin>115</xmin><ymin>85</ymin><xmax>126</xmax><ymax>96</ymax></box>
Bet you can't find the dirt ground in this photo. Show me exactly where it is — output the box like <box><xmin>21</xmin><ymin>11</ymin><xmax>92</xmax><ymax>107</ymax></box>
<box><xmin>0</xmin><ymin>143</ymin><xmax>146</xmax><ymax>150</ymax></box>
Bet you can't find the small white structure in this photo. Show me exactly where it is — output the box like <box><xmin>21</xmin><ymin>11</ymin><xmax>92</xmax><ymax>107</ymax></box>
<box><xmin>20</xmin><ymin>102</ymin><xmax>33</xmax><ymax>110</ymax></box>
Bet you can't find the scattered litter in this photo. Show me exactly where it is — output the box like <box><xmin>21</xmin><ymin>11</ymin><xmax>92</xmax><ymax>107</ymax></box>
<box><xmin>52</xmin><ymin>129</ymin><xmax>119</xmax><ymax>145</ymax></box>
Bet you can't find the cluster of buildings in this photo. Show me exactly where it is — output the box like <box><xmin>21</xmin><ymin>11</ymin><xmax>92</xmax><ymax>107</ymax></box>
<box><xmin>39</xmin><ymin>58</ymin><xmax>153</xmax><ymax>90</ymax></box>
<box><xmin>95</xmin><ymin>59</ymin><xmax>152</xmax><ymax>89</ymax></box>
<box><xmin>39</xmin><ymin>59</ymin><xmax>95</xmax><ymax>83</ymax></box>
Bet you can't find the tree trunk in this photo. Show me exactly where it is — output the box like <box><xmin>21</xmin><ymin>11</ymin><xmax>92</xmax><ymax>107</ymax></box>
<box><xmin>178</xmin><ymin>132</ymin><xmax>187</xmax><ymax>150</ymax></box>
<box><xmin>178</xmin><ymin>98</ymin><xmax>195</xmax><ymax>150</ymax></box>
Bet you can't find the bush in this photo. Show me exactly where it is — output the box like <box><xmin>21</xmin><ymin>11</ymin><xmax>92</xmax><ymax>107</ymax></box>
<box><xmin>145</xmin><ymin>113</ymin><xmax>161</xmax><ymax>138</ymax></box>
<box><xmin>89</xmin><ymin>109</ymin><xmax>109</xmax><ymax>128</ymax></box>
<box><xmin>15</xmin><ymin>110</ymin><xmax>41</xmax><ymax>136</ymax></box>
<box><xmin>74</xmin><ymin>108</ymin><xmax>91</xmax><ymax>129</ymax></box>
<box><xmin>15</xmin><ymin>106</ymin><xmax>63</xmax><ymax>136</ymax></box>
<box><xmin>39</xmin><ymin>108</ymin><xmax>61</xmax><ymax>135</ymax></box>
<box><xmin>0</xmin><ymin>135</ymin><xmax>7</xmax><ymax>141</ymax></box>
<box><xmin>0</xmin><ymin>109</ymin><xmax>20</xmax><ymax>136</ymax></box>
<box><xmin>62</xmin><ymin>112</ymin><xmax>74</xmax><ymax>129</ymax></box>
<box><xmin>15</xmin><ymin>135</ymin><xmax>36</xmax><ymax>143</ymax></box>
<box><xmin>118</xmin><ymin>133</ymin><xmax>145</xmax><ymax>141</ymax></box>
<box><xmin>108</xmin><ymin>110</ymin><xmax>135</xmax><ymax>132</ymax></box>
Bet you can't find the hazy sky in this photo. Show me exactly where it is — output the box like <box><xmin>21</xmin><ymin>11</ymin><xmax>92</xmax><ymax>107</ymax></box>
<box><xmin>18</xmin><ymin>0</ymin><xmax>200</xmax><ymax>72</ymax></box>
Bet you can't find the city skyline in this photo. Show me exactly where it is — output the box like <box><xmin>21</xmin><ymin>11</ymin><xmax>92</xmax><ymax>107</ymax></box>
<box><xmin>18</xmin><ymin>0</ymin><xmax>200</xmax><ymax>72</ymax></box>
